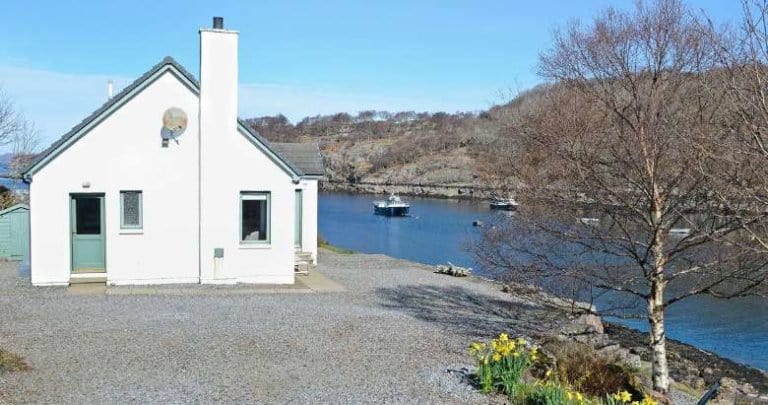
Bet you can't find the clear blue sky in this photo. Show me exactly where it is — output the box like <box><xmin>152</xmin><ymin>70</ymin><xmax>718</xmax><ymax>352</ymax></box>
<box><xmin>0</xmin><ymin>0</ymin><xmax>742</xmax><ymax>148</ymax></box>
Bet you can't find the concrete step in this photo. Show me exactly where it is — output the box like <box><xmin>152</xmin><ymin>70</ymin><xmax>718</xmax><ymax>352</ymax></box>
<box><xmin>69</xmin><ymin>274</ymin><xmax>107</xmax><ymax>285</ymax></box>
<box><xmin>295</xmin><ymin>251</ymin><xmax>313</xmax><ymax>261</ymax></box>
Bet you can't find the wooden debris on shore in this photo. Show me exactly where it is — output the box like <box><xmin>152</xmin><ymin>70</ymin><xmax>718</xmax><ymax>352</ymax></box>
<box><xmin>435</xmin><ymin>262</ymin><xmax>471</xmax><ymax>277</ymax></box>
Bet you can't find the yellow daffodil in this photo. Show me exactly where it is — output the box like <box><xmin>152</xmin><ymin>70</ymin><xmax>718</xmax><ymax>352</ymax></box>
<box><xmin>641</xmin><ymin>396</ymin><xmax>658</xmax><ymax>405</ymax></box>
<box><xmin>492</xmin><ymin>353</ymin><xmax>502</xmax><ymax>362</ymax></box>
<box><xmin>544</xmin><ymin>369</ymin><xmax>552</xmax><ymax>378</ymax></box>
<box><xmin>498</xmin><ymin>332</ymin><xmax>509</xmax><ymax>341</ymax></box>
<box><xmin>516</xmin><ymin>337</ymin><xmax>526</xmax><ymax>345</ymax></box>
<box><xmin>566</xmin><ymin>391</ymin><xmax>574</xmax><ymax>401</ymax></box>
<box><xmin>618</xmin><ymin>391</ymin><xmax>632</xmax><ymax>402</ymax></box>
<box><xmin>575</xmin><ymin>392</ymin><xmax>583</xmax><ymax>401</ymax></box>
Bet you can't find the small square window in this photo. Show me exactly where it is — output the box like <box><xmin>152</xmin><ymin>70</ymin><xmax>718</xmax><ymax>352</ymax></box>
<box><xmin>120</xmin><ymin>191</ymin><xmax>143</xmax><ymax>229</ymax></box>
<box><xmin>240</xmin><ymin>192</ymin><xmax>270</xmax><ymax>243</ymax></box>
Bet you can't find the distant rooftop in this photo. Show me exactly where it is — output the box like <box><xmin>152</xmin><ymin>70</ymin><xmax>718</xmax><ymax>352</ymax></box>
<box><xmin>270</xmin><ymin>143</ymin><xmax>325</xmax><ymax>177</ymax></box>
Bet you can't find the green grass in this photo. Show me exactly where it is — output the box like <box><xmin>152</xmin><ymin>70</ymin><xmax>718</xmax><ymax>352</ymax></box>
<box><xmin>318</xmin><ymin>236</ymin><xmax>355</xmax><ymax>254</ymax></box>
<box><xmin>0</xmin><ymin>349</ymin><xmax>30</xmax><ymax>374</ymax></box>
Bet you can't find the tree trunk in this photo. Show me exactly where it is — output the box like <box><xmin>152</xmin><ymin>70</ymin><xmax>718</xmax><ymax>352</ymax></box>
<box><xmin>648</xmin><ymin>277</ymin><xmax>669</xmax><ymax>393</ymax></box>
<box><xmin>648</xmin><ymin>180</ymin><xmax>670</xmax><ymax>393</ymax></box>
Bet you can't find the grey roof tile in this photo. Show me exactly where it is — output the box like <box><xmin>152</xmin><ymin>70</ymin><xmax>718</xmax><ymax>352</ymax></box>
<box><xmin>270</xmin><ymin>143</ymin><xmax>325</xmax><ymax>176</ymax></box>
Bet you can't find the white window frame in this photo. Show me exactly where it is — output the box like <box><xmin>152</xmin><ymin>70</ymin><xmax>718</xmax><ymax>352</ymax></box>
<box><xmin>120</xmin><ymin>190</ymin><xmax>143</xmax><ymax>229</ymax></box>
<box><xmin>239</xmin><ymin>192</ymin><xmax>271</xmax><ymax>244</ymax></box>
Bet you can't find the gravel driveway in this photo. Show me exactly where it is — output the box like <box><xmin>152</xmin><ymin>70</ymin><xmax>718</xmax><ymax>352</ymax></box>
<box><xmin>0</xmin><ymin>250</ymin><xmax>564</xmax><ymax>404</ymax></box>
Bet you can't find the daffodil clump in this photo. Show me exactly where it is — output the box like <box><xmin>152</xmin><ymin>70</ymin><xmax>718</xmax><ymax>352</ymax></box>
<box><xmin>468</xmin><ymin>334</ymin><xmax>659</xmax><ymax>405</ymax></box>
<box><xmin>469</xmin><ymin>333</ymin><xmax>538</xmax><ymax>395</ymax></box>
<box><xmin>605</xmin><ymin>390</ymin><xmax>658</xmax><ymax>405</ymax></box>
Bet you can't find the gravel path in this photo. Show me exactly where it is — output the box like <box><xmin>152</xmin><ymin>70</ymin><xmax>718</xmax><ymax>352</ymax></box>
<box><xmin>0</xmin><ymin>251</ymin><xmax>564</xmax><ymax>404</ymax></box>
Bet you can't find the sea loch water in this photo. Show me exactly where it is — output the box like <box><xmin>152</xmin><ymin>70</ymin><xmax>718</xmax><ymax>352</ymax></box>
<box><xmin>319</xmin><ymin>192</ymin><xmax>768</xmax><ymax>371</ymax></box>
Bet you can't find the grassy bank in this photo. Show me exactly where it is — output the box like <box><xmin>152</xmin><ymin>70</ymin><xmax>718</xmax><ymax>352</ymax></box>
<box><xmin>318</xmin><ymin>236</ymin><xmax>355</xmax><ymax>254</ymax></box>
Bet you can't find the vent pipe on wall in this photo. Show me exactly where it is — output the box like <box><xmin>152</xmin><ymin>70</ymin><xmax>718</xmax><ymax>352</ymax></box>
<box><xmin>213</xmin><ymin>17</ymin><xmax>224</xmax><ymax>29</ymax></box>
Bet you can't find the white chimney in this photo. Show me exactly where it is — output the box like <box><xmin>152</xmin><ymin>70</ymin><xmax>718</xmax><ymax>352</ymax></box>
<box><xmin>198</xmin><ymin>17</ymin><xmax>240</xmax><ymax>282</ymax></box>
<box><xmin>199</xmin><ymin>16</ymin><xmax>239</xmax><ymax>142</ymax></box>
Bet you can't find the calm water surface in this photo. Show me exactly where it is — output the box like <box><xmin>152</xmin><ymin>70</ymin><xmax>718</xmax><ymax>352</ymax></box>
<box><xmin>319</xmin><ymin>192</ymin><xmax>768</xmax><ymax>371</ymax></box>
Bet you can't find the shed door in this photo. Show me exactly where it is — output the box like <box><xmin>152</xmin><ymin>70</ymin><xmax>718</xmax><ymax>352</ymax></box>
<box><xmin>9</xmin><ymin>209</ymin><xmax>29</xmax><ymax>260</ymax></box>
<box><xmin>70</xmin><ymin>195</ymin><xmax>105</xmax><ymax>273</ymax></box>
<box><xmin>0</xmin><ymin>206</ymin><xmax>29</xmax><ymax>260</ymax></box>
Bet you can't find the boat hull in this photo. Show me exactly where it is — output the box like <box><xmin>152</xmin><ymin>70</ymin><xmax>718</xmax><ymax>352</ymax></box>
<box><xmin>490</xmin><ymin>203</ymin><xmax>517</xmax><ymax>211</ymax></box>
<box><xmin>374</xmin><ymin>206</ymin><xmax>410</xmax><ymax>216</ymax></box>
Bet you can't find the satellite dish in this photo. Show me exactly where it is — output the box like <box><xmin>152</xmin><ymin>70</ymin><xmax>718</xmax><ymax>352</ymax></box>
<box><xmin>161</xmin><ymin>107</ymin><xmax>188</xmax><ymax>142</ymax></box>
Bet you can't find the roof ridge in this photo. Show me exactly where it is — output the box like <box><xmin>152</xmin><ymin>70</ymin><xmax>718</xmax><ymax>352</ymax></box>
<box><xmin>22</xmin><ymin>57</ymin><xmax>313</xmax><ymax>180</ymax></box>
<box><xmin>22</xmin><ymin>56</ymin><xmax>198</xmax><ymax>177</ymax></box>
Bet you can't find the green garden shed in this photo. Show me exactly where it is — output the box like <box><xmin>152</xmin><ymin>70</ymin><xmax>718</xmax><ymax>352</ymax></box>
<box><xmin>0</xmin><ymin>204</ymin><xmax>30</xmax><ymax>261</ymax></box>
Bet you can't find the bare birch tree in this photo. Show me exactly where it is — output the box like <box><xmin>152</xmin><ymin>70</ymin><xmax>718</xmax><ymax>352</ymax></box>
<box><xmin>473</xmin><ymin>0</ymin><xmax>768</xmax><ymax>394</ymax></box>
<box><xmin>0</xmin><ymin>88</ymin><xmax>39</xmax><ymax>180</ymax></box>
<box><xmin>702</xmin><ymin>0</ymin><xmax>768</xmax><ymax>255</ymax></box>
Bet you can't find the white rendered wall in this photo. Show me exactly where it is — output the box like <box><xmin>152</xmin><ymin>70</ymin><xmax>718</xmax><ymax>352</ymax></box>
<box><xmin>199</xmin><ymin>28</ymin><xmax>295</xmax><ymax>284</ymax></box>
<box><xmin>29</xmin><ymin>71</ymin><xmax>200</xmax><ymax>286</ymax></box>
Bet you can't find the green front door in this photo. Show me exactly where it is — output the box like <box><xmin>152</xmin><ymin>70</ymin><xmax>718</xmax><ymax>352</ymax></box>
<box><xmin>70</xmin><ymin>195</ymin><xmax>105</xmax><ymax>273</ymax></box>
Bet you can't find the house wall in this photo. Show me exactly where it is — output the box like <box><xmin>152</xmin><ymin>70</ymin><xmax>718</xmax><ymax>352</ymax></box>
<box><xmin>29</xmin><ymin>71</ymin><xmax>200</xmax><ymax>286</ymax></box>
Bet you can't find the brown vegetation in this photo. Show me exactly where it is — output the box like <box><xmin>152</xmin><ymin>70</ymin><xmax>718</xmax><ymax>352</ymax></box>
<box><xmin>246</xmin><ymin>107</ymin><xmax>517</xmax><ymax>191</ymax></box>
<box><xmin>541</xmin><ymin>340</ymin><xmax>643</xmax><ymax>398</ymax></box>
<box><xmin>0</xmin><ymin>349</ymin><xmax>29</xmax><ymax>374</ymax></box>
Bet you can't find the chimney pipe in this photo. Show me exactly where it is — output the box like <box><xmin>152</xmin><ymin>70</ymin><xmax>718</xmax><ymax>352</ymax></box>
<box><xmin>107</xmin><ymin>80</ymin><xmax>114</xmax><ymax>99</ymax></box>
<box><xmin>213</xmin><ymin>17</ymin><xmax>224</xmax><ymax>29</ymax></box>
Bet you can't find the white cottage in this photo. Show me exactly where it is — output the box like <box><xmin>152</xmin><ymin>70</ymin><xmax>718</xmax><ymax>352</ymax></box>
<box><xmin>22</xmin><ymin>17</ymin><xmax>323</xmax><ymax>286</ymax></box>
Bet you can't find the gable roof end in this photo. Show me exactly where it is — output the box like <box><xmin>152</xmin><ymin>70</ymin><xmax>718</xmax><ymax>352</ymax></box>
<box><xmin>21</xmin><ymin>57</ymin><xmax>198</xmax><ymax>181</ymax></box>
<box><xmin>0</xmin><ymin>203</ymin><xmax>29</xmax><ymax>216</ymax></box>
<box><xmin>22</xmin><ymin>57</ymin><xmax>310</xmax><ymax>181</ymax></box>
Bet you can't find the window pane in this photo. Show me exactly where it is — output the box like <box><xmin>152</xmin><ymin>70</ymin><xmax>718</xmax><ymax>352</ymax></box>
<box><xmin>241</xmin><ymin>194</ymin><xmax>268</xmax><ymax>242</ymax></box>
<box><xmin>75</xmin><ymin>197</ymin><xmax>101</xmax><ymax>235</ymax></box>
<box><xmin>121</xmin><ymin>191</ymin><xmax>142</xmax><ymax>228</ymax></box>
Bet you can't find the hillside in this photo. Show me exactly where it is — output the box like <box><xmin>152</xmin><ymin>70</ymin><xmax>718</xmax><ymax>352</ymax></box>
<box><xmin>245</xmin><ymin>94</ymin><xmax>535</xmax><ymax>198</ymax></box>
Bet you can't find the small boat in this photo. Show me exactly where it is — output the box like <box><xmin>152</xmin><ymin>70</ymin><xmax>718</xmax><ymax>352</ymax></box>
<box><xmin>579</xmin><ymin>217</ymin><xmax>600</xmax><ymax>225</ymax></box>
<box><xmin>490</xmin><ymin>197</ymin><xmax>519</xmax><ymax>211</ymax></box>
<box><xmin>669</xmin><ymin>228</ymin><xmax>691</xmax><ymax>236</ymax></box>
<box><xmin>373</xmin><ymin>194</ymin><xmax>410</xmax><ymax>216</ymax></box>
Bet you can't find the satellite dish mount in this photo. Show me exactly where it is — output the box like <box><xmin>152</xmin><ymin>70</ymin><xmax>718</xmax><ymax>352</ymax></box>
<box><xmin>161</xmin><ymin>107</ymin><xmax>188</xmax><ymax>147</ymax></box>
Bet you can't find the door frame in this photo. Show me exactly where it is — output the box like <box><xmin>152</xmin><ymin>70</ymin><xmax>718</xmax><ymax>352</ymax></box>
<box><xmin>69</xmin><ymin>193</ymin><xmax>106</xmax><ymax>274</ymax></box>
<box><xmin>294</xmin><ymin>189</ymin><xmax>303</xmax><ymax>249</ymax></box>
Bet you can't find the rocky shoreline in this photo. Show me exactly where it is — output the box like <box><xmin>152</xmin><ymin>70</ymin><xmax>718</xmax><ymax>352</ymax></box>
<box><xmin>497</xmin><ymin>281</ymin><xmax>768</xmax><ymax>402</ymax></box>
<box><xmin>604</xmin><ymin>323</ymin><xmax>768</xmax><ymax>395</ymax></box>
<box><xmin>436</xmin><ymin>269</ymin><xmax>768</xmax><ymax>402</ymax></box>
<box><xmin>320</xmin><ymin>180</ymin><xmax>500</xmax><ymax>200</ymax></box>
